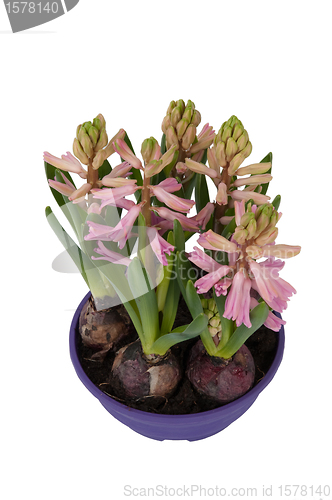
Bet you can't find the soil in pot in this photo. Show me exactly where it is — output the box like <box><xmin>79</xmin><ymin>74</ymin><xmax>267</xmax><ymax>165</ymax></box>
<box><xmin>77</xmin><ymin>298</ymin><xmax>278</xmax><ymax>414</ymax></box>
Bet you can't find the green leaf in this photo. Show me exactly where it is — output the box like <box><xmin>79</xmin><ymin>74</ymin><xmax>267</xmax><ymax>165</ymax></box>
<box><xmin>272</xmin><ymin>194</ymin><xmax>281</xmax><ymax>211</ymax></box>
<box><xmin>161</xmin><ymin>133</ymin><xmax>166</xmax><ymax>154</ymax></box>
<box><xmin>195</xmin><ymin>173</ymin><xmax>210</xmax><ymax>213</ymax></box>
<box><xmin>45</xmin><ymin>206</ymin><xmax>90</xmax><ymax>286</ymax></box>
<box><xmin>98</xmin><ymin>159</ymin><xmax>112</xmax><ymax>180</ymax></box>
<box><xmin>213</xmin><ymin>290</ymin><xmax>233</xmax><ymax>348</ymax></box>
<box><xmin>173</xmin><ymin>219</ymin><xmax>185</xmax><ymax>254</ymax></box>
<box><xmin>127</xmin><ymin>257</ymin><xmax>159</xmax><ymax>350</ymax></box>
<box><xmin>183</xmin><ymin>172</ymin><xmax>197</xmax><ymax>200</ymax></box>
<box><xmin>217</xmin><ymin>302</ymin><xmax>269</xmax><ymax>359</ymax></box>
<box><xmin>175</xmin><ymin>251</ymin><xmax>193</xmax><ymax>302</ymax></box>
<box><xmin>221</xmin><ymin>216</ymin><xmax>236</xmax><ymax>240</ymax></box>
<box><xmin>151</xmin><ymin>313</ymin><xmax>208</xmax><ymax>355</ymax></box>
<box><xmin>259</xmin><ymin>152</ymin><xmax>272</xmax><ymax>196</ymax></box>
<box><xmin>185</xmin><ymin>281</ymin><xmax>216</xmax><ymax>355</ymax></box>
<box><xmin>163</xmin><ymin>150</ymin><xmax>179</xmax><ymax>178</ymax></box>
<box><xmin>45</xmin><ymin>163</ymin><xmax>78</xmax><ymax>236</ymax></box>
<box><xmin>123</xmin><ymin>133</ymin><xmax>143</xmax><ymax>201</ymax></box>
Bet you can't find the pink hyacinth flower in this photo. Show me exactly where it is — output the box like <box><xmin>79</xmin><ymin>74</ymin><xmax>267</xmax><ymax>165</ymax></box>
<box><xmin>192</xmin><ymin>202</ymin><xmax>215</xmax><ymax>230</ymax></box>
<box><xmin>156</xmin><ymin>178</ymin><xmax>182</xmax><ymax>193</ymax></box>
<box><xmin>224</xmin><ymin>269</ymin><xmax>252</xmax><ymax>328</ymax></box>
<box><xmin>150</xmin><ymin>185</ymin><xmax>195</xmax><ymax>213</ymax></box>
<box><xmin>91</xmin><ymin>241</ymin><xmax>132</xmax><ymax>267</ymax></box>
<box><xmin>249</xmin><ymin>259</ymin><xmax>296</xmax><ymax>313</ymax></box>
<box><xmin>216</xmin><ymin>182</ymin><xmax>228</xmax><ymax>205</ymax></box>
<box><xmin>230</xmin><ymin>189</ymin><xmax>270</xmax><ymax>205</ymax></box>
<box><xmin>92</xmin><ymin>184</ymin><xmax>140</xmax><ymax>210</ymax></box>
<box><xmin>103</xmin><ymin>202</ymin><xmax>145</xmax><ymax>249</ymax></box>
<box><xmin>250</xmin><ymin>298</ymin><xmax>286</xmax><ymax>332</ymax></box>
<box><xmin>48</xmin><ymin>179</ymin><xmax>74</xmax><ymax>197</ymax></box>
<box><xmin>188</xmin><ymin>247</ymin><xmax>231</xmax><ymax>295</ymax></box>
<box><xmin>152</xmin><ymin>207</ymin><xmax>200</xmax><ymax>232</ymax></box>
<box><xmin>113</xmin><ymin>139</ymin><xmax>143</xmax><ymax>170</ymax></box>
<box><xmin>146</xmin><ymin>227</ymin><xmax>175</xmax><ymax>266</ymax></box>
<box><xmin>44</xmin><ymin>151</ymin><xmax>87</xmax><ymax>178</ymax></box>
<box><xmin>197</xmin><ymin>229</ymin><xmax>239</xmax><ymax>253</ymax></box>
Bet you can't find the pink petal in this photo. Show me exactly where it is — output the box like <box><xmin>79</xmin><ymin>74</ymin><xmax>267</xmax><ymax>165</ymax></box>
<box><xmin>197</xmin><ymin>229</ymin><xmax>239</xmax><ymax>253</ymax></box>
<box><xmin>188</xmin><ymin>246</ymin><xmax>224</xmax><ymax>273</ymax></box>
<box><xmin>234</xmin><ymin>200</ymin><xmax>245</xmax><ymax>226</ymax></box>
<box><xmin>194</xmin><ymin>266</ymin><xmax>231</xmax><ymax>294</ymax></box>
<box><xmin>156</xmin><ymin>178</ymin><xmax>182</xmax><ymax>193</ymax></box>
<box><xmin>216</xmin><ymin>182</ymin><xmax>228</xmax><ymax>205</ymax></box>
<box><xmin>151</xmin><ymin>207</ymin><xmax>200</xmax><ymax>232</ymax></box>
<box><xmin>230</xmin><ymin>190</ymin><xmax>270</xmax><ymax>205</ymax></box>
<box><xmin>192</xmin><ymin>202</ymin><xmax>215</xmax><ymax>229</ymax></box>
<box><xmin>44</xmin><ymin>151</ymin><xmax>87</xmax><ymax>177</ymax></box>
<box><xmin>113</xmin><ymin>139</ymin><xmax>143</xmax><ymax>170</ymax></box>
<box><xmin>48</xmin><ymin>179</ymin><xmax>74</xmax><ymax>197</ymax></box>
<box><xmin>224</xmin><ymin>269</ymin><xmax>252</xmax><ymax>327</ymax></box>
<box><xmin>147</xmin><ymin>228</ymin><xmax>174</xmax><ymax>266</ymax></box>
<box><xmin>69</xmin><ymin>183</ymin><xmax>92</xmax><ymax>201</ymax></box>
<box><xmin>150</xmin><ymin>185</ymin><xmax>195</xmax><ymax>213</ymax></box>
<box><xmin>92</xmin><ymin>241</ymin><xmax>131</xmax><ymax>266</ymax></box>
<box><xmin>185</xmin><ymin>158</ymin><xmax>219</xmax><ymax>179</ymax></box>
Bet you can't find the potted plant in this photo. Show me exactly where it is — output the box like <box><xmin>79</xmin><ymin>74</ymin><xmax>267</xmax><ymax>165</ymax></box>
<box><xmin>44</xmin><ymin>100</ymin><xmax>300</xmax><ymax>440</ymax></box>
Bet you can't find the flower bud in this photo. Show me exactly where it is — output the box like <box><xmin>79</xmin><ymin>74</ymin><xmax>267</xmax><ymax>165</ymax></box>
<box><xmin>191</xmin><ymin>110</ymin><xmax>201</xmax><ymax>127</ymax></box>
<box><xmin>167</xmin><ymin>100</ymin><xmax>176</xmax><ymax>114</ymax></box>
<box><xmin>166</xmin><ymin>126</ymin><xmax>179</xmax><ymax>149</ymax></box>
<box><xmin>78</xmin><ymin>127</ymin><xmax>94</xmax><ymax>158</ymax></box>
<box><xmin>171</xmin><ymin>106</ymin><xmax>182</xmax><ymax>127</ymax></box>
<box><xmin>225</xmin><ymin>137</ymin><xmax>239</xmax><ymax>162</ymax></box>
<box><xmin>233</xmin><ymin>226</ymin><xmax>248</xmax><ymax>245</ymax></box>
<box><xmin>176</xmin><ymin>162</ymin><xmax>187</xmax><ymax>175</ymax></box>
<box><xmin>141</xmin><ymin>137</ymin><xmax>159</xmax><ymax>164</ymax></box>
<box><xmin>246</xmin><ymin>218</ymin><xmax>257</xmax><ymax>239</ymax></box>
<box><xmin>88</xmin><ymin>126</ymin><xmax>99</xmax><ymax>147</ymax></box>
<box><xmin>82</xmin><ymin>121</ymin><xmax>92</xmax><ymax>133</ymax></box>
<box><xmin>237</xmin><ymin>130</ymin><xmax>249</xmax><ymax>150</ymax></box>
<box><xmin>255</xmin><ymin>208</ymin><xmax>271</xmax><ymax>235</ymax></box>
<box><xmin>92</xmin><ymin>150</ymin><xmax>106</xmax><ymax>170</ymax></box>
<box><xmin>73</xmin><ymin>138</ymin><xmax>89</xmax><ymax>165</ymax></box>
<box><xmin>240</xmin><ymin>212</ymin><xmax>255</xmax><ymax>228</ymax></box>
<box><xmin>94</xmin><ymin>128</ymin><xmax>108</xmax><ymax>152</ymax></box>
<box><xmin>208</xmin><ymin>298</ymin><xmax>217</xmax><ymax>313</ymax></box>
<box><xmin>215</xmin><ymin>141</ymin><xmax>227</xmax><ymax>168</ymax></box>
<box><xmin>183</xmin><ymin>106</ymin><xmax>193</xmax><ymax>123</ymax></box>
<box><xmin>255</xmin><ymin>226</ymin><xmax>278</xmax><ymax>246</ymax></box>
<box><xmin>93</xmin><ymin>118</ymin><xmax>102</xmax><ymax>131</ymax></box>
<box><xmin>161</xmin><ymin>114</ymin><xmax>171</xmax><ymax>135</ymax></box>
<box><xmin>233</xmin><ymin>123</ymin><xmax>244</xmax><ymax>141</ymax></box>
<box><xmin>95</xmin><ymin>114</ymin><xmax>106</xmax><ymax>130</ymax></box>
<box><xmin>182</xmin><ymin>124</ymin><xmax>196</xmax><ymax>150</ymax></box>
<box><xmin>176</xmin><ymin>99</ymin><xmax>185</xmax><ymax>114</ymax></box>
<box><xmin>221</xmin><ymin>126</ymin><xmax>232</xmax><ymax>143</ymax></box>
<box><xmin>176</xmin><ymin>118</ymin><xmax>189</xmax><ymax>139</ymax></box>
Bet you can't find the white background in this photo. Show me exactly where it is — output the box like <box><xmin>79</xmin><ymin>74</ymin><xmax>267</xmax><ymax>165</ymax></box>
<box><xmin>1</xmin><ymin>1</ymin><xmax>331</xmax><ymax>499</ymax></box>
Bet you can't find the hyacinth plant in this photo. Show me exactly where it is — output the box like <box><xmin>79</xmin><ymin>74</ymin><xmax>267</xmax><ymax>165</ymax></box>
<box><xmin>45</xmin><ymin>101</ymin><xmax>300</xmax><ymax>403</ymax></box>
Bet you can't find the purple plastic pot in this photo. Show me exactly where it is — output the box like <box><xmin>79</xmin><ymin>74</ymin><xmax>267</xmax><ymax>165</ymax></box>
<box><xmin>70</xmin><ymin>292</ymin><xmax>285</xmax><ymax>441</ymax></box>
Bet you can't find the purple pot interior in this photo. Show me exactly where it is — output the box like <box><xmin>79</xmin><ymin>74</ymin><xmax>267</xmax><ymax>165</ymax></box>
<box><xmin>70</xmin><ymin>292</ymin><xmax>285</xmax><ymax>441</ymax></box>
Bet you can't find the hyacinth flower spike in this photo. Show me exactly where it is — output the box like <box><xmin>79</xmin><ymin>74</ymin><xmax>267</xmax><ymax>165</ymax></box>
<box><xmin>189</xmin><ymin>200</ymin><xmax>301</xmax><ymax>333</ymax></box>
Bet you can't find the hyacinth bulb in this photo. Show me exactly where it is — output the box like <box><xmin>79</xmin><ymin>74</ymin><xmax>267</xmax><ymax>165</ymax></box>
<box><xmin>112</xmin><ymin>340</ymin><xmax>181</xmax><ymax>400</ymax></box>
<box><xmin>186</xmin><ymin>340</ymin><xmax>255</xmax><ymax>404</ymax></box>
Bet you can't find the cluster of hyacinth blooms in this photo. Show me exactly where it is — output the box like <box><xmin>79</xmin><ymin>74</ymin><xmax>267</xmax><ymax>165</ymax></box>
<box><xmin>45</xmin><ymin>101</ymin><xmax>300</xmax><ymax>361</ymax></box>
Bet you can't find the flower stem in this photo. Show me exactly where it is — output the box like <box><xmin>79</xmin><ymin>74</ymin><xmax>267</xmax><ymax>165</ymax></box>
<box><xmin>213</xmin><ymin>164</ymin><xmax>231</xmax><ymax>234</ymax></box>
<box><xmin>87</xmin><ymin>158</ymin><xmax>99</xmax><ymax>189</ymax></box>
<box><xmin>142</xmin><ymin>172</ymin><xmax>151</xmax><ymax>226</ymax></box>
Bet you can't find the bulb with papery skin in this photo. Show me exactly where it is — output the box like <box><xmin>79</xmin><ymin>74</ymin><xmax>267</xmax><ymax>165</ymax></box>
<box><xmin>112</xmin><ymin>340</ymin><xmax>181</xmax><ymax>400</ymax></box>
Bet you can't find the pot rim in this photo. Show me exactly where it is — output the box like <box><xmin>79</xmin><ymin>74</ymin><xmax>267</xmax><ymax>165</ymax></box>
<box><xmin>70</xmin><ymin>292</ymin><xmax>285</xmax><ymax>421</ymax></box>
